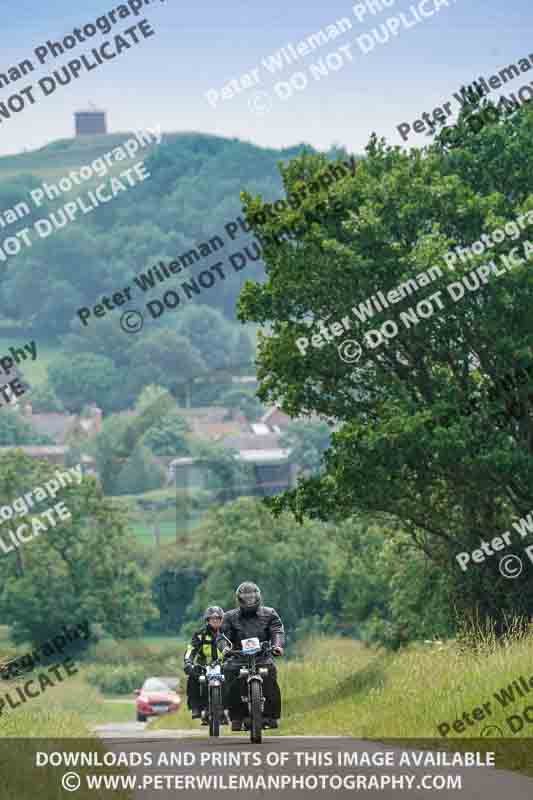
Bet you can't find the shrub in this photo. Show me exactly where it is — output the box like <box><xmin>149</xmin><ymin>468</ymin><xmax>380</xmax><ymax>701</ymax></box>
<box><xmin>86</xmin><ymin>664</ymin><xmax>153</xmax><ymax>694</ymax></box>
<box><xmin>86</xmin><ymin>652</ymin><xmax>183</xmax><ymax>694</ymax></box>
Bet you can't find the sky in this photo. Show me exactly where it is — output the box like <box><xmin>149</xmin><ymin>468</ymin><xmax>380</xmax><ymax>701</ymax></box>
<box><xmin>0</xmin><ymin>0</ymin><xmax>531</xmax><ymax>157</ymax></box>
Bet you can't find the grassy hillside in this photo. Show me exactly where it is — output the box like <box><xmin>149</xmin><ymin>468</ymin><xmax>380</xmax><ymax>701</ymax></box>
<box><xmin>0</xmin><ymin>133</ymin><xmax>159</xmax><ymax>182</ymax></box>
<box><xmin>0</xmin><ymin>130</ymin><xmax>333</xmax><ymax>338</ymax></box>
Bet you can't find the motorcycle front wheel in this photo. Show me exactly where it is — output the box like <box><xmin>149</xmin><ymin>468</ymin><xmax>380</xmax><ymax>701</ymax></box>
<box><xmin>249</xmin><ymin>680</ymin><xmax>262</xmax><ymax>744</ymax></box>
<box><xmin>209</xmin><ymin>685</ymin><xmax>222</xmax><ymax>737</ymax></box>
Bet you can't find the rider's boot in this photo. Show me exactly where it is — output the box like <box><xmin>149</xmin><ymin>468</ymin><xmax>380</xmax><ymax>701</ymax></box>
<box><xmin>200</xmin><ymin>710</ymin><xmax>209</xmax><ymax>726</ymax></box>
<box><xmin>263</xmin><ymin>718</ymin><xmax>279</xmax><ymax>729</ymax></box>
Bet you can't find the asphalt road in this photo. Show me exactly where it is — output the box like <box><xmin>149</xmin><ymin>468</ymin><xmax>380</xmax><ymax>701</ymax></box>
<box><xmin>91</xmin><ymin>727</ymin><xmax>533</xmax><ymax>799</ymax></box>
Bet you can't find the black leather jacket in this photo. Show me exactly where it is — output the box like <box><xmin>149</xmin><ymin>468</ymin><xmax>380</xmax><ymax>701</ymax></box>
<box><xmin>217</xmin><ymin>606</ymin><xmax>285</xmax><ymax>661</ymax></box>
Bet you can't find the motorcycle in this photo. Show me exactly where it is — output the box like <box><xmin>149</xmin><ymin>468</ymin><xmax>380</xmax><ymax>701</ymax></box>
<box><xmin>226</xmin><ymin>638</ymin><xmax>276</xmax><ymax>745</ymax></box>
<box><xmin>198</xmin><ymin>660</ymin><xmax>225</xmax><ymax>737</ymax></box>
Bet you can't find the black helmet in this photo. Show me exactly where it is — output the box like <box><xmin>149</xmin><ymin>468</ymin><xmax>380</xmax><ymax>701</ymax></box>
<box><xmin>236</xmin><ymin>582</ymin><xmax>261</xmax><ymax>612</ymax></box>
<box><xmin>204</xmin><ymin>605</ymin><xmax>224</xmax><ymax>621</ymax></box>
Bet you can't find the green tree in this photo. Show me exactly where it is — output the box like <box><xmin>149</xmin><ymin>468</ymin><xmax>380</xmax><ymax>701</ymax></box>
<box><xmin>114</xmin><ymin>444</ymin><xmax>167</xmax><ymax>495</ymax></box>
<box><xmin>90</xmin><ymin>414</ymin><xmax>132</xmax><ymax>495</ymax></box>
<box><xmin>0</xmin><ymin>134</ymin><xmax>321</xmax><ymax>336</ymax></box>
<box><xmin>188</xmin><ymin>497</ymin><xmax>335</xmax><ymax>632</ymax></box>
<box><xmin>175</xmin><ymin>305</ymin><xmax>239</xmax><ymax>370</ymax></box>
<box><xmin>327</xmin><ymin>517</ymin><xmax>454</xmax><ymax>647</ymax></box>
<box><xmin>48</xmin><ymin>353</ymin><xmax>121</xmax><ymax>413</ymax></box>
<box><xmin>151</xmin><ymin>559</ymin><xmax>204</xmax><ymax>632</ymax></box>
<box><xmin>127</xmin><ymin>330</ymin><xmax>206</xmax><ymax>397</ymax></box>
<box><xmin>279</xmin><ymin>420</ymin><xmax>332</xmax><ymax>476</ymax></box>
<box><xmin>91</xmin><ymin>389</ymin><xmax>178</xmax><ymax>494</ymax></box>
<box><xmin>220</xmin><ymin>387</ymin><xmax>264</xmax><ymax>422</ymax></box>
<box><xmin>26</xmin><ymin>381</ymin><xmax>64</xmax><ymax>413</ymax></box>
<box><xmin>135</xmin><ymin>385</ymin><xmax>173</xmax><ymax>413</ymax></box>
<box><xmin>237</xmin><ymin>101</ymin><xmax>533</xmax><ymax>628</ymax></box>
<box><xmin>234</xmin><ymin>329</ymin><xmax>254</xmax><ymax>366</ymax></box>
<box><xmin>0</xmin><ymin>453</ymin><xmax>156</xmax><ymax>644</ymax></box>
<box><xmin>142</xmin><ymin>409</ymin><xmax>190</xmax><ymax>456</ymax></box>
<box><xmin>0</xmin><ymin>450</ymin><xmax>51</xmax><ymax>578</ymax></box>
<box><xmin>64</xmin><ymin>317</ymin><xmax>136</xmax><ymax>369</ymax></box>
<box><xmin>188</xmin><ymin>439</ymin><xmax>254</xmax><ymax>498</ymax></box>
<box><xmin>0</xmin><ymin>409</ymin><xmax>54</xmax><ymax>445</ymax></box>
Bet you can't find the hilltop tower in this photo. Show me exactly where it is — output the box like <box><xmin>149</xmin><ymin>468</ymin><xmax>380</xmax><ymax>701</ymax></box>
<box><xmin>75</xmin><ymin>105</ymin><xmax>107</xmax><ymax>136</ymax></box>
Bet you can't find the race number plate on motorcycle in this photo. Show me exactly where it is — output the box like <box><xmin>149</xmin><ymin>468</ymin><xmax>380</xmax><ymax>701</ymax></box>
<box><xmin>241</xmin><ymin>637</ymin><xmax>261</xmax><ymax>653</ymax></box>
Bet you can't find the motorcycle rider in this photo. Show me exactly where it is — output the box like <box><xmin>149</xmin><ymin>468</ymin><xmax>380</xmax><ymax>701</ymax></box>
<box><xmin>183</xmin><ymin>605</ymin><xmax>224</xmax><ymax>722</ymax></box>
<box><xmin>216</xmin><ymin>582</ymin><xmax>284</xmax><ymax>731</ymax></box>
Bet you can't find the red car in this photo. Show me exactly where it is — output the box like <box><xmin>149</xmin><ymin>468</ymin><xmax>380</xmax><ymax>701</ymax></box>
<box><xmin>134</xmin><ymin>676</ymin><xmax>181</xmax><ymax>722</ymax></box>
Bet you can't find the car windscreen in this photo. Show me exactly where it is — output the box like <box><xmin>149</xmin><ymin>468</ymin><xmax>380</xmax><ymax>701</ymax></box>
<box><xmin>142</xmin><ymin>679</ymin><xmax>172</xmax><ymax>692</ymax></box>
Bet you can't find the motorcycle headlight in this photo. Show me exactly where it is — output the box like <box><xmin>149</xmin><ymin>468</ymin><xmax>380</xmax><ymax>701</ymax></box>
<box><xmin>199</xmin><ymin>675</ymin><xmax>206</xmax><ymax>682</ymax></box>
<box><xmin>239</xmin><ymin>668</ymin><xmax>249</xmax><ymax>677</ymax></box>
<box><xmin>259</xmin><ymin>667</ymin><xmax>269</xmax><ymax>675</ymax></box>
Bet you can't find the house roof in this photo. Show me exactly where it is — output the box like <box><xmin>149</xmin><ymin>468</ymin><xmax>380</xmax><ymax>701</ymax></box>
<box><xmin>221</xmin><ymin>432</ymin><xmax>283</xmax><ymax>451</ymax></box>
<box><xmin>28</xmin><ymin>413</ymin><xmax>78</xmax><ymax>443</ymax></box>
<box><xmin>236</xmin><ymin>449</ymin><xmax>291</xmax><ymax>463</ymax></box>
<box><xmin>179</xmin><ymin>407</ymin><xmax>229</xmax><ymax>421</ymax></box>
<box><xmin>260</xmin><ymin>406</ymin><xmax>291</xmax><ymax>425</ymax></box>
<box><xmin>261</xmin><ymin>405</ymin><xmax>339</xmax><ymax>430</ymax></box>
<box><xmin>0</xmin><ymin>446</ymin><xmax>95</xmax><ymax>463</ymax></box>
<box><xmin>169</xmin><ymin>447</ymin><xmax>291</xmax><ymax>467</ymax></box>
<box><xmin>187</xmin><ymin>421</ymin><xmax>247</xmax><ymax>439</ymax></box>
<box><xmin>0</xmin><ymin>445</ymin><xmax>69</xmax><ymax>456</ymax></box>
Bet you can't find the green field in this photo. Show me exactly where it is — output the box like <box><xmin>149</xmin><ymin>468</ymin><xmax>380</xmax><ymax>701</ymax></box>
<box><xmin>0</xmin><ymin>336</ymin><xmax>59</xmax><ymax>387</ymax></box>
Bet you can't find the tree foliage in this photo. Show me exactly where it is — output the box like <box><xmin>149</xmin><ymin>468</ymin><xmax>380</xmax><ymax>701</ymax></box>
<box><xmin>279</xmin><ymin>420</ymin><xmax>332</xmax><ymax>476</ymax></box>
<box><xmin>0</xmin><ymin>452</ymin><xmax>156</xmax><ymax>645</ymax></box>
<box><xmin>113</xmin><ymin>444</ymin><xmax>167</xmax><ymax>495</ymax></box>
<box><xmin>48</xmin><ymin>353</ymin><xmax>122</xmax><ymax>413</ymax></box>
<box><xmin>187</xmin><ymin>497</ymin><xmax>335</xmax><ymax>633</ymax></box>
<box><xmin>0</xmin><ymin>409</ymin><xmax>54</xmax><ymax>446</ymax></box>
<box><xmin>0</xmin><ymin>134</ymin><xmax>315</xmax><ymax>336</ymax></box>
<box><xmin>237</xmin><ymin>100</ymin><xmax>533</xmax><ymax>627</ymax></box>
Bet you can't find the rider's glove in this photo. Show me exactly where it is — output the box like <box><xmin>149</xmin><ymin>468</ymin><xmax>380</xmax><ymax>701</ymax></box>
<box><xmin>184</xmin><ymin>662</ymin><xmax>194</xmax><ymax>676</ymax></box>
<box><xmin>272</xmin><ymin>646</ymin><xmax>283</xmax><ymax>656</ymax></box>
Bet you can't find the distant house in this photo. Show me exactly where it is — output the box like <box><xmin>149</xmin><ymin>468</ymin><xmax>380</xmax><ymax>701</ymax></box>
<box><xmin>1</xmin><ymin>402</ymin><xmax>101</xmax><ymax>473</ymax></box>
<box><xmin>0</xmin><ymin>446</ymin><xmax>96</xmax><ymax>472</ymax></box>
<box><xmin>260</xmin><ymin>405</ymin><xmax>293</xmax><ymax>432</ymax></box>
<box><xmin>167</xmin><ymin>402</ymin><xmax>338</xmax><ymax>497</ymax></box>
<box><xmin>169</xmin><ymin>425</ymin><xmax>298</xmax><ymax>500</ymax></box>
<box><xmin>18</xmin><ymin>404</ymin><xmax>103</xmax><ymax>444</ymax></box>
<box><xmin>178</xmin><ymin>406</ymin><xmax>249</xmax><ymax>438</ymax></box>
<box><xmin>261</xmin><ymin>404</ymin><xmax>338</xmax><ymax>433</ymax></box>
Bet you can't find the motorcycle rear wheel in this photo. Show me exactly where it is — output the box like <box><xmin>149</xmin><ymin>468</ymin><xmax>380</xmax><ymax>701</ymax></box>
<box><xmin>250</xmin><ymin>680</ymin><xmax>262</xmax><ymax>744</ymax></box>
<box><xmin>209</xmin><ymin>685</ymin><xmax>222</xmax><ymax>737</ymax></box>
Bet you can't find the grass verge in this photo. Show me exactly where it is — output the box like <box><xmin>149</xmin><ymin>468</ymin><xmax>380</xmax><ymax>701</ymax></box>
<box><xmin>150</xmin><ymin>634</ymin><xmax>533</xmax><ymax>777</ymax></box>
